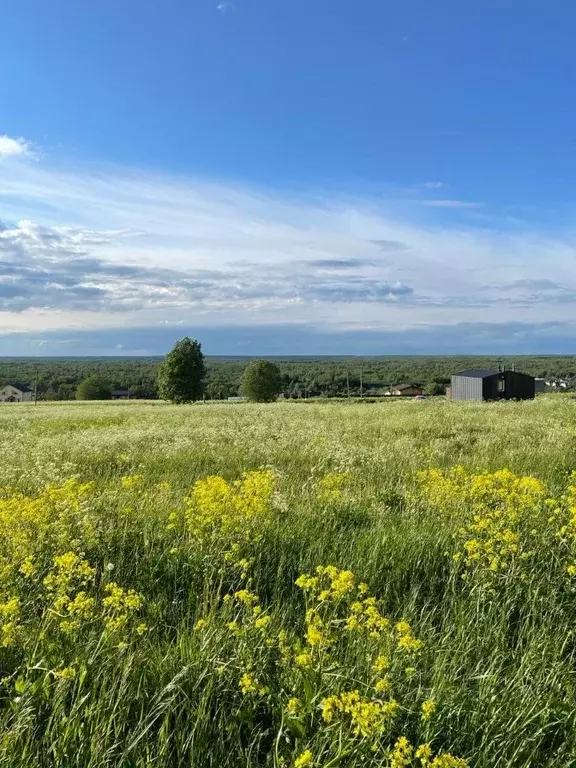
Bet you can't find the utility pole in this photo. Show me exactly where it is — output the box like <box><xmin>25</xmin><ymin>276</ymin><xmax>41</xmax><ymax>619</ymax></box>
<box><xmin>34</xmin><ymin>366</ymin><xmax>38</xmax><ymax>405</ymax></box>
<box><xmin>360</xmin><ymin>369</ymin><xmax>363</xmax><ymax>398</ymax></box>
<box><xmin>346</xmin><ymin>370</ymin><xmax>350</xmax><ymax>399</ymax></box>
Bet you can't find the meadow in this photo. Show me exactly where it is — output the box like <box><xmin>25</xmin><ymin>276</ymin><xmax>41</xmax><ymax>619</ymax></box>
<box><xmin>1</xmin><ymin>396</ymin><xmax>576</xmax><ymax>767</ymax></box>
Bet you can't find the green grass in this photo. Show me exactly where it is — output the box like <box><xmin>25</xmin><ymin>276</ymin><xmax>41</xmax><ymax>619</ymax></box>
<box><xmin>0</xmin><ymin>396</ymin><xmax>576</xmax><ymax>767</ymax></box>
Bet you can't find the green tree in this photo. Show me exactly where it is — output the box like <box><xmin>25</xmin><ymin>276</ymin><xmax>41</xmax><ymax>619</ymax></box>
<box><xmin>242</xmin><ymin>360</ymin><xmax>282</xmax><ymax>403</ymax></box>
<box><xmin>158</xmin><ymin>337</ymin><xmax>206</xmax><ymax>403</ymax></box>
<box><xmin>425</xmin><ymin>382</ymin><xmax>446</xmax><ymax>396</ymax></box>
<box><xmin>76</xmin><ymin>376</ymin><xmax>112</xmax><ymax>400</ymax></box>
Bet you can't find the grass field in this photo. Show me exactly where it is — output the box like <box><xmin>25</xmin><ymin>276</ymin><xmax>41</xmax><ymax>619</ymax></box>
<box><xmin>1</xmin><ymin>396</ymin><xmax>576</xmax><ymax>767</ymax></box>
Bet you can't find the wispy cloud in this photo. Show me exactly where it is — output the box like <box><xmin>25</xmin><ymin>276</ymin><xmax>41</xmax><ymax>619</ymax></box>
<box><xmin>216</xmin><ymin>1</ymin><xmax>234</xmax><ymax>13</ymax></box>
<box><xmin>422</xmin><ymin>200</ymin><xmax>482</xmax><ymax>209</ymax></box>
<box><xmin>0</xmin><ymin>134</ymin><xmax>575</xmax><ymax>351</ymax></box>
<box><xmin>0</xmin><ymin>135</ymin><xmax>32</xmax><ymax>159</ymax></box>
<box><xmin>420</xmin><ymin>181</ymin><xmax>446</xmax><ymax>190</ymax></box>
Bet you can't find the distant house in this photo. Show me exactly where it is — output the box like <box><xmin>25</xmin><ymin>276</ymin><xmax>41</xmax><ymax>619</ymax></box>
<box><xmin>387</xmin><ymin>384</ymin><xmax>425</xmax><ymax>397</ymax></box>
<box><xmin>0</xmin><ymin>384</ymin><xmax>34</xmax><ymax>403</ymax></box>
<box><xmin>450</xmin><ymin>369</ymin><xmax>535</xmax><ymax>401</ymax></box>
<box><xmin>111</xmin><ymin>389</ymin><xmax>132</xmax><ymax>400</ymax></box>
<box><xmin>227</xmin><ymin>396</ymin><xmax>247</xmax><ymax>402</ymax></box>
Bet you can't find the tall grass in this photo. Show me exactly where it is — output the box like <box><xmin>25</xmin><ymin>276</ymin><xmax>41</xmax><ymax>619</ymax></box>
<box><xmin>0</xmin><ymin>396</ymin><xmax>575</xmax><ymax>766</ymax></box>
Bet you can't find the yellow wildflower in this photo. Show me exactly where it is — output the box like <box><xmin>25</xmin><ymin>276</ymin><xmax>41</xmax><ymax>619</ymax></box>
<box><xmin>234</xmin><ymin>589</ymin><xmax>258</xmax><ymax>606</ymax></box>
<box><xmin>54</xmin><ymin>666</ymin><xmax>76</xmax><ymax>680</ymax></box>
<box><xmin>416</xmin><ymin>743</ymin><xmax>433</xmax><ymax>760</ymax></box>
<box><xmin>19</xmin><ymin>556</ymin><xmax>37</xmax><ymax>578</ymax></box>
<box><xmin>121</xmin><ymin>474</ymin><xmax>143</xmax><ymax>488</ymax></box>
<box><xmin>295</xmin><ymin>575</ymin><xmax>318</xmax><ymax>592</ymax></box>
<box><xmin>255</xmin><ymin>615</ymin><xmax>271</xmax><ymax>631</ymax></box>
<box><xmin>316</xmin><ymin>472</ymin><xmax>349</xmax><ymax>502</ymax></box>
<box><xmin>373</xmin><ymin>655</ymin><xmax>390</xmax><ymax>673</ymax></box>
<box><xmin>0</xmin><ymin>597</ymin><xmax>20</xmax><ymax>647</ymax></box>
<box><xmin>319</xmin><ymin>690</ymin><xmax>398</xmax><ymax>738</ymax></box>
<box><xmin>374</xmin><ymin>678</ymin><xmax>390</xmax><ymax>694</ymax></box>
<box><xmin>294</xmin><ymin>750</ymin><xmax>314</xmax><ymax>768</ymax></box>
<box><xmin>102</xmin><ymin>583</ymin><xmax>144</xmax><ymax>633</ymax></box>
<box><xmin>390</xmin><ymin>736</ymin><xmax>413</xmax><ymax>768</ymax></box>
<box><xmin>305</xmin><ymin>622</ymin><xmax>326</xmax><ymax>647</ymax></box>
<box><xmin>239</xmin><ymin>672</ymin><xmax>268</xmax><ymax>696</ymax></box>
<box><xmin>286</xmin><ymin>697</ymin><xmax>301</xmax><ymax>717</ymax></box>
<box><xmin>421</xmin><ymin>699</ymin><xmax>437</xmax><ymax>721</ymax></box>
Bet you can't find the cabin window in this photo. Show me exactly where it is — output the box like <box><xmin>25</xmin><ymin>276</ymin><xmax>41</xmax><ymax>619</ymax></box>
<box><xmin>497</xmin><ymin>378</ymin><xmax>505</xmax><ymax>393</ymax></box>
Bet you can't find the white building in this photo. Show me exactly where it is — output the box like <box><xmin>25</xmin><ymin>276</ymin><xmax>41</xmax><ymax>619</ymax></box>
<box><xmin>0</xmin><ymin>384</ymin><xmax>34</xmax><ymax>403</ymax></box>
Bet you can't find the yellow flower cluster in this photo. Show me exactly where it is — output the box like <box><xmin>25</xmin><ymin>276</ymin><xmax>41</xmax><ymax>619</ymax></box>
<box><xmin>561</xmin><ymin>475</ymin><xmax>576</xmax><ymax>576</ymax></box>
<box><xmin>396</xmin><ymin>621</ymin><xmax>424</xmax><ymax>653</ymax></box>
<box><xmin>0</xmin><ymin>478</ymin><xmax>96</xmax><ymax>588</ymax></box>
<box><xmin>294</xmin><ymin>750</ymin><xmax>314</xmax><ymax>768</ymax></box>
<box><xmin>344</xmin><ymin>597</ymin><xmax>391</xmax><ymax>636</ymax></box>
<box><xmin>184</xmin><ymin>470</ymin><xmax>275</xmax><ymax>552</ymax></box>
<box><xmin>286</xmin><ymin>697</ymin><xmax>301</xmax><ymax>716</ymax></box>
<box><xmin>418</xmin><ymin>467</ymin><xmax>548</xmax><ymax>584</ymax></box>
<box><xmin>417</xmin><ymin>466</ymin><xmax>545</xmax><ymax>518</ymax></box>
<box><xmin>182</xmin><ymin>562</ymin><xmax>464</xmax><ymax>767</ymax></box>
<box><xmin>321</xmin><ymin>690</ymin><xmax>399</xmax><ymax>738</ymax></box>
<box><xmin>44</xmin><ymin>551</ymin><xmax>97</xmax><ymax>634</ymax></box>
<box><xmin>121</xmin><ymin>474</ymin><xmax>144</xmax><ymax>488</ymax></box>
<box><xmin>44</xmin><ymin>551</ymin><xmax>96</xmax><ymax>594</ymax></box>
<box><xmin>316</xmin><ymin>472</ymin><xmax>350</xmax><ymax>503</ymax></box>
<box><xmin>239</xmin><ymin>671</ymin><xmax>268</xmax><ymax>696</ymax></box>
<box><xmin>421</xmin><ymin>699</ymin><xmax>436</xmax><ymax>721</ymax></box>
<box><xmin>53</xmin><ymin>666</ymin><xmax>77</xmax><ymax>681</ymax></box>
<box><xmin>389</xmin><ymin>737</ymin><xmax>467</xmax><ymax>767</ymax></box>
<box><xmin>0</xmin><ymin>596</ymin><xmax>20</xmax><ymax>647</ymax></box>
<box><xmin>296</xmin><ymin>566</ymin><xmax>420</xmax><ymax>652</ymax></box>
<box><xmin>42</xmin><ymin>552</ymin><xmax>145</xmax><ymax>636</ymax></box>
<box><xmin>296</xmin><ymin>564</ymin><xmax>357</xmax><ymax>600</ymax></box>
<box><xmin>102</xmin><ymin>583</ymin><xmax>144</xmax><ymax>633</ymax></box>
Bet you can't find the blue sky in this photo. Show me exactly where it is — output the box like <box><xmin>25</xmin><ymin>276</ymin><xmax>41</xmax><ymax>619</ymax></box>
<box><xmin>1</xmin><ymin>0</ymin><xmax>576</xmax><ymax>355</ymax></box>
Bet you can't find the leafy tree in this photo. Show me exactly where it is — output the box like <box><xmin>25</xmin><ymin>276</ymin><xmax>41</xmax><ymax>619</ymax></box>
<box><xmin>425</xmin><ymin>382</ymin><xmax>446</xmax><ymax>396</ymax></box>
<box><xmin>242</xmin><ymin>360</ymin><xmax>282</xmax><ymax>403</ymax></box>
<box><xmin>76</xmin><ymin>376</ymin><xmax>112</xmax><ymax>400</ymax></box>
<box><xmin>158</xmin><ymin>337</ymin><xmax>206</xmax><ymax>403</ymax></box>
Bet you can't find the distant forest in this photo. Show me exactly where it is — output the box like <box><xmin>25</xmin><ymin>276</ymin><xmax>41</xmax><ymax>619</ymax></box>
<box><xmin>0</xmin><ymin>355</ymin><xmax>574</xmax><ymax>400</ymax></box>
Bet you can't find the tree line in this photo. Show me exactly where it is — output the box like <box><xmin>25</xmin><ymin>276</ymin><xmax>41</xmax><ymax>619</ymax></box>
<box><xmin>75</xmin><ymin>339</ymin><xmax>283</xmax><ymax>403</ymax></box>
<box><xmin>1</xmin><ymin>345</ymin><xmax>574</xmax><ymax>401</ymax></box>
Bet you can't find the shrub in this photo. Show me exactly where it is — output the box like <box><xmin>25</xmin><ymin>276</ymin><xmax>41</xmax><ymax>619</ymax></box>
<box><xmin>76</xmin><ymin>376</ymin><xmax>112</xmax><ymax>400</ymax></box>
<box><xmin>242</xmin><ymin>360</ymin><xmax>282</xmax><ymax>403</ymax></box>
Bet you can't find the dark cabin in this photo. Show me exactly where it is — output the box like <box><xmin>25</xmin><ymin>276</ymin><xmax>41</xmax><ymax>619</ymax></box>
<box><xmin>111</xmin><ymin>389</ymin><xmax>132</xmax><ymax>400</ymax></box>
<box><xmin>450</xmin><ymin>369</ymin><xmax>535</xmax><ymax>401</ymax></box>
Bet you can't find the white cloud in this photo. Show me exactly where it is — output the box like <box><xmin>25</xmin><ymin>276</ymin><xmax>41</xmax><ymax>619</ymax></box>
<box><xmin>0</xmin><ymin>135</ymin><xmax>32</xmax><ymax>159</ymax></box>
<box><xmin>420</xmin><ymin>181</ymin><xmax>446</xmax><ymax>189</ymax></box>
<box><xmin>0</xmin><ymin>142</ymin><xmax>575</xmax><ymax>338</ymax></box>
